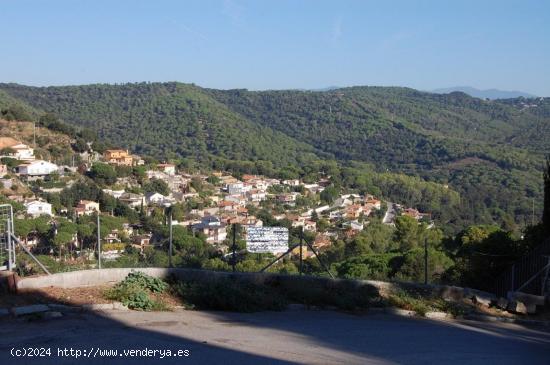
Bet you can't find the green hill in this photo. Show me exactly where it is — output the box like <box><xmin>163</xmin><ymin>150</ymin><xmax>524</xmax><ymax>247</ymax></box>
<box><xmin>0</xmin><ymin>82</ymin><xmax>548</xmax><ymax>232</ymax></box>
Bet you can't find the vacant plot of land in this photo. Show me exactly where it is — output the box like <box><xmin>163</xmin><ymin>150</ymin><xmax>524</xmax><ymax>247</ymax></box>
<box><xmin>1</xmin><ymin>308</ymin><xmax>549</xmax><ymax>364</ymax></box>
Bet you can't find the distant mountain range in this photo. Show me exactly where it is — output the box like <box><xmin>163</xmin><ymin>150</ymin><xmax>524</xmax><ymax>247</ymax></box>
<box><xmin>432</xmin><ymin>86</ymin><xmax>537</xmax><ymax>100</ymax></box>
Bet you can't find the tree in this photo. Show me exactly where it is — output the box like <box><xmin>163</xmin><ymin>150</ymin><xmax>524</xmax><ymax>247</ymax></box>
<box><xmin>394</xmin><ymin>216</ymin><xmax>421</xmax><ymax>251</ymax></box>
<box><xmin>335</xmin><ymin>254</ymin><xmax>392</xmax><ymax>280</ymax></box>
<box><xmin>89</xmin><ymin>163</ymin><xmax>117</xmax><ymax>185</ymax></box>
<box><xmin>1</xmin><ymin>105</ymin><xmax>33</xmax><ymax>121</ymax></box>
<box><xmin>143</xmin><ymin>178</ymin><xmax>170</xmax><ymax>195</ymax></box>
<box><xmin>320</xmin><ymin>186</ymin><xmax>339</xmax><ymax>204</ymax></box>
<box><xmin>395</xmin><ymin>248</ymin><xmax>453</xmax><ymax>283</ymax></box>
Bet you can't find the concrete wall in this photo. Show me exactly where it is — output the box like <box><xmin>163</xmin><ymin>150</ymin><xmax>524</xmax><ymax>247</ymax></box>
<box><xmin>16</xmin><ymin>268</ymin><xmax>381</xmax><ymax>295</ymax></box>
<box><xmin>15</xmin><ymin>267</ymin><xmax>496</xmax><ymax>305</ymax></box>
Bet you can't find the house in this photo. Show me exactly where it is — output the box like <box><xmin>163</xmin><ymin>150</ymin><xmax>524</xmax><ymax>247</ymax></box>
<box><xmin>24</xmin><ymin>200</ymin><xmax>53</xmax><ymax>217</ymax></box>
<box><xmin>104</xmin><ymin>230</ymin><xmax>122</xmax><ymax>244</ymax></box>
<box><xmin>402</xmin><ymin>208</ymin><xmax>421</xmax><ymax>220</ymax></box>
<box><xmin>365</xmin><ymin>197</ymin><xmax>382</xmax><ymax>210</ymax></box>
<box><xmin>145</xmin><ymin>192</ymin><xmax>172</xmax><ymax>206</ymax></box>
<box><xmin>277</xmin><ymin>192</ymin><xmax>300</xmax><ymax>204</ymax></box>
<box><xmin>157</xmin><ymin>163</ymin><xmax>176</xmax><ymax>175</ymax></box>
<box><xmin>0</xmin><ymin>164</ymin><xmax>7</xmax><ymax>177</ymax></box>
<box><xmin>0</xmin><ymin>137</ymin><xmax>34</xmax><ymax>160</ymax></box>
<box><xmin>246</xmin><ymin>189</ymin><xmax>267</xmax><ymax>202</ymax></box>
<box><xmin>102</xmin><ymin>189</ymin><xmax>125</xmax><ymax>199</ymax></box>
<box><xmin>103</xmin><ymin>149</ymin><xmax>134</xmax><ymax>166</ymax></box>
<box><xmin>132</xmin><ymin>233</ymin><xmax>153</xmax><ymax>252</ymax></box>
<box><xmin>303</xmin><ymin>220</ymin><xmax>317</xmax><ymax>232</ymax></box>
<box><xmin>119</xmin><ymin>192</ymin><xmax>146</xmax><ymax>208</ymax></box>
<box><xmin>227</xmin><ymin>182</ymin><xmax>245</xmax><ymax>195</ymax></box>
<box><xmin>281</xmin><ymin>179</ymin><xmax>300</xmax><ymax>186</ymax></box>
<box><xmin>192</xmin><ymin>216</ymin><xmax>228</xmax><ymax>244</ymax></box>
<box><xmin>345</xmin><ymin>204</ymin><xmax>364</xmax><ymax>219</ymax></box>
<box><xmin>218</xmin><ymin>200</ymin><xmax>238</xmax><ymax>212</ymax></box>
<box><xmin>75</xmin><ymin>200</ymin><xmax>100</xmax><ymax>217</ymax></box>
<box><xmin>329</xmin><ymin>210</ymin><xmax>343</xmax><ymax>220</ymax></box>
<box><xmin>17</xmin><ymin>160</ymin><xmax>58</xmax><ymax>176</ymax></box>
<box><xmin>332</xmin><ymin>197</ymin><xmax>353</xmax><ymax>209</ymax></box>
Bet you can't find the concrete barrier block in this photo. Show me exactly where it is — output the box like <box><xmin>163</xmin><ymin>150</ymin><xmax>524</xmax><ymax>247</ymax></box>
<box><xmin>425</xmin><ymin>311</ymin><xmax>451</xmax><ymax>320</ymax></box>
<box><xmin>472</xmin><ymin>294</ymin><xmax>492</xmax><ymax>307</ymax></box>
<box><xmin>82</xmin><ymin>303</ymin><xmax>114</xmax><ymax>311</ymax></box>
<box><xmin>507</xmin><ymin>300</ymin><xmax>527</xmax><ymax>314</ymax></box>
<box><xmin>11</xmin><ymin>304</ymin><xmax>50</xmax><ymax>316</ymax></box>
<box><xmin>385</xmin><ymin>308</ymin><xmax>416</xmax><ymax>317</ymax></box>
<box><xmin>42</xmin><ymin>311</ymin><xmax>63</xmax><ymax>319</ymax></box>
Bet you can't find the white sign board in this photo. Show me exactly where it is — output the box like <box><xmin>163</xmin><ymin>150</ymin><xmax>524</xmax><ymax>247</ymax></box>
<box><xmin>246</xmin><ymin>227</ymin><xmax>289</xmax><ymax>254</ymax></box>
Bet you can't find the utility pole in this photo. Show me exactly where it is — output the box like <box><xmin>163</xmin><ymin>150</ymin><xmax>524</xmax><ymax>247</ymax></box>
<box><xmin>232</xmin><ymin>223</ymin><xmax>237</xmax><ymax>272</ymax></box>
<box><xmin>532</xmin><ymin>198</ymin><xmax>535</xmax><ymax>227</ymax></box>
<box><xmin>299</xmin><ymin>227</ymin><xmax>303</xmax><ymax>275</ymax></box>
<box><xmin>424</xmin><ymin>237</ymin><xmax>428</xmax><ymax>285</ymax></box>
<box><xmin>97</xmin><ymin>213</ymin><xmax>101</xmax><ymax>269</ymax></box>
<box><xmin>168</xmin><ymin>211</ymin><xmax>173</xmax><ymax>267</ymax></box>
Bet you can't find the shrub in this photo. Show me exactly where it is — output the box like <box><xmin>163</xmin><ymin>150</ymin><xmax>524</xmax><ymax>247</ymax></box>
<box><xmin>105</xmin><ymin>271</ymin><xmax>168</xmax><ymax>310</ymax></box>
<box><xmin>172</xmin><ymin>278</ymin><xmax>288</xmax><ymax>312</ymax></box>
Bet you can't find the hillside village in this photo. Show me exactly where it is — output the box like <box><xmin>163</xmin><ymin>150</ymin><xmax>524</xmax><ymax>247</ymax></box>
<box><xmin>0</xmin><ymin>119</ymin><xmax>432</xmax><ymax>272</ymax></box>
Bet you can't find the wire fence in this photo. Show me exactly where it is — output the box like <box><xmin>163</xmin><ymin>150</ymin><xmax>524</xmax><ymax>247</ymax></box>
<box><xmin>493</xmin><ymin>238</ymin><xmax>550</xmax><ymax>298</ymax></box>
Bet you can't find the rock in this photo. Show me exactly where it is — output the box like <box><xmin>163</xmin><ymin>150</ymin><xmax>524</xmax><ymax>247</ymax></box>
<box><xmin>82</xmin><ymin>303</ymin><xmax>113</xmax><ymax>311</ymax></box>
<box><xmin>42</xmin><ymin>311</ymin><xmax>63</xmax><ymax>319</ymax></box>
<box><xmin>425</xmin><ymin>311</ymin><xmax>450</xmax><ymax>320</ymax></box>
<box><xmin>507</xmin><ymin>300</ymin><xmax>527</xmax><ymax>314</ymax></box>
<box><xmin>385</xmin><ymin>308</ymin><xmax>416</xmax><ymax>317</ymax></box>
<box><xmin>10</xmin><ymin>304</ymin><xmax>50</xmax><ymax>316</ymax></box>
<box><xmin>472</xmin><ymin>294</ymin><xmax>491</xmax><ymax>307</ymax></box>
<box><xmin>440</xmin><ymin>286</ymin><xmax>466</xmax><ymax>302</ymax></box>
<box><xmin>112</xmin><ymin>302</ymin><xmax>129</xmax><ymax>311</ymax></box>
<box><xmin>471</xmin><ymin>293</ymin><xmax>495</xmax><ymax>307</ymax></box>
<box><xmin>495</xmin><ymin>297</ymin><xmax>508</xmax><ymax>310</ymax></box>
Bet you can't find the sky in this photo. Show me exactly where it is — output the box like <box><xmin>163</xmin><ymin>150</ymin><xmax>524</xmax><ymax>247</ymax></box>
<box><xmin>1</xmin><ymin>0</ymin><xmax>549</xmax><ymax>95</ymax></box>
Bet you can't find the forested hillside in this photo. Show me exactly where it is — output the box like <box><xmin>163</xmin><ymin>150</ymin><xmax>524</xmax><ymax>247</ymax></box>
<box><xmin>0</xmin><ymin>82</ymin><xmax>548</xmax><ymax>233</ymax></box>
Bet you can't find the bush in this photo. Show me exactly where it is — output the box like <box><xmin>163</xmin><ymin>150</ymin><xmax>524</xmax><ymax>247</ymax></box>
<box><xmin>172</xmin><ymin>278</ymin><xmax>288</xmax><ymax>312</ymax></box>
<box><xmin>105</xmin><ymin>271</ymin><xmax>168</xmax><ymax>310</ymax></box>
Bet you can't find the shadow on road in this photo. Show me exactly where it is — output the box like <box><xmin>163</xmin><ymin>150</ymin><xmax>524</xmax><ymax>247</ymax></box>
<box><xmin>1</xmin><ymin>289</ymin><xmax>550</xmax><ymax>364</ymax></box>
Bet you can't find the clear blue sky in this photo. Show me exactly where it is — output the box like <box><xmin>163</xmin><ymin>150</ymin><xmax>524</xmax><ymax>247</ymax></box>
<box><xmin>1</xmin><ymin>0</ymin><xmax>549</xmax><ymax>95</ymax></box>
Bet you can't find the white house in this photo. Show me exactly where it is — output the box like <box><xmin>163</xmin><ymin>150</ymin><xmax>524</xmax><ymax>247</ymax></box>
<box><xmin>102</xmin><ymin>189</ymin><xmax>125</xmax><ymax>199</ymax></box>
<box><xmin>24</xmin><ymin>200</ymin><xmax>53</xmax><ymax>217</ymax></box>
<box><xmin>18</xmin><ymin>160</ymin><xmax>58</xmax><ymax>176</ymax></box>
<box><xmin>157</xmin><ymin>163</ymin><xmax>176</xmax><ymax>175</ymax></box>
<box><xmin>227</xmin><ymin>182</ymin><xmax>245</xmax><ymax>195</ymax></box>
<box><xmin>0</xmin><ymin>137</ymin><xmax>34</xmax><ymax>161</ymax></box>
<box><xmin>192</xmin><ymin>216</ymin><xmax>228</xmax><ymax>244</ymax></box>
<box><xmin>75</xmin><ymin>200</ymin><xmax>100</xmax><ymax>217</ymax></box>
<box><xmin>145</xmin><ymin>192</ymin><xmax>173</xmax><ymax>206</ymax></box>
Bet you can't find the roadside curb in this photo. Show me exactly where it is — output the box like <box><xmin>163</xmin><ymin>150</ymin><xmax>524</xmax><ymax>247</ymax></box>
<box><xmin>369</xmin><ymin>307</ymin><xmax>550</xmax><ymax>327</ymax></box>
<box><xmin>2</xmin><ymin>302</ymin><xmax>129</xmax><ymax>319</ymax></box>
<box><xmin>462</xmin><ymin>313</ymin><xmax>550</xmax><ymax>327</ymax></box>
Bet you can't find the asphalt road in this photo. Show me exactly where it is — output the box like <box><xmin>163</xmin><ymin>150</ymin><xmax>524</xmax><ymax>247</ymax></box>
<box><xmin>1</xmin><ymin>308</ymin><xmax>549</xmax><ymax>364</ymax></box>
<box><xmin>382</xmin><ymin>202</ymin><xmax>396</xmax><ymax>225</ymax></box>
